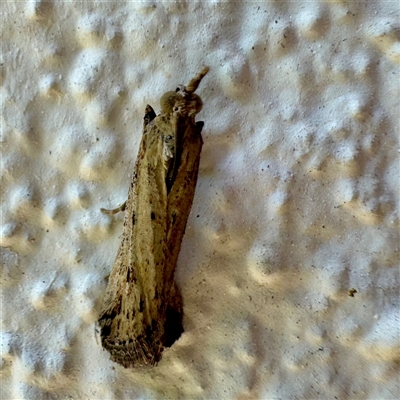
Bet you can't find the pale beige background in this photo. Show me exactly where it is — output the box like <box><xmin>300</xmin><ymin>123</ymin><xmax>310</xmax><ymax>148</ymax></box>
<box><xmin>1</xmin><ymin>1</ymin><xmax>399</xmax><ymax>399</ymax></box>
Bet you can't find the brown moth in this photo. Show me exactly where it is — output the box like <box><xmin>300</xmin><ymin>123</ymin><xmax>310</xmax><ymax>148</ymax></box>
<box><xmin>98</xmin><ymin>67</ymin><xmax>209</xmax><ymax>368</ymax></box>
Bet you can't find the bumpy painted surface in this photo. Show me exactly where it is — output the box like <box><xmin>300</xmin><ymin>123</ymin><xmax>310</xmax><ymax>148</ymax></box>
<box><xmin>1</xmin><ymin>1</ymin><xmax>399</xmax><ymax>399</ymax></box>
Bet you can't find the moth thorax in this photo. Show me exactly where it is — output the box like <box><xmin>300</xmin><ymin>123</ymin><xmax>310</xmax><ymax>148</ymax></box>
<box><xmin>160</xmin><ymin>91</ymin><xmax>178</xmax><ymax>114</ymax></box>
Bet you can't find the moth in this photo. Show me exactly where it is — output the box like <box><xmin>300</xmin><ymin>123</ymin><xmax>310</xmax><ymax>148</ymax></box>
<box><xmin>98</xmin><ymin>67</ymin><xmax>209</xmax><ymax>368</ymax></box>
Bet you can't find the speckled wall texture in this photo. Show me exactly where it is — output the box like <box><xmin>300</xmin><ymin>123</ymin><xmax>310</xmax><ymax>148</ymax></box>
<box><xmin>1</xmin><ymin>1</ymin><xmax>399</xmax><ymax>399</ymax></box>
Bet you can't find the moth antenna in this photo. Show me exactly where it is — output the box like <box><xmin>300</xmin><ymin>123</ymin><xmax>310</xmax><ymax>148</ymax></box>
<box><xmin>185</xmin><ymin>66</ymin><xmax>210</xmax><ymax>94</ymax></box>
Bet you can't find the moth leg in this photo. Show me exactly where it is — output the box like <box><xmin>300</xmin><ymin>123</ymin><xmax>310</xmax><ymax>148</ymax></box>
<box><xmin>100</xmin><ymin>200</ymin><xmax>127</xmax><ymax>215</ymax></box>
<box><xmin>163</xmin><ymin>134</ymin><xmax>175</xmax><ymax>162</ymax></box>
<box><xmin>94</xmin><ymin>322</ymin><xmax>100</xmax><ymax>345</ymax></box>
<box><xmin>163</xmin><ymin>134</ymin><xmax>177</xmax><ymax>192</ymax></box>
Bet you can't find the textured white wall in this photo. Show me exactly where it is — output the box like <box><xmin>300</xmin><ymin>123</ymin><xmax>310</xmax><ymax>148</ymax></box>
<box><xmin>1</xmin><ymin>1</ymin><xmax>399</xmax><ymax>399</ymax></box>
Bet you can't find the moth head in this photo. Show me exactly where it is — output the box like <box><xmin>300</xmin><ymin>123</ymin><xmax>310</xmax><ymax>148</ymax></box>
<box><xmin>183</xmin><ymin>93</ymin><xmax>203</xmax><ymax>116</ymax></box>
<box><xmin>160</xmin><ymin>89</ymin><xmax>203</xmax><ymax>117</ymax></box>
<box><xmin>160</xmin><ymin>67</ymin><xmax>208</xmax><ymax>116</ymax></box>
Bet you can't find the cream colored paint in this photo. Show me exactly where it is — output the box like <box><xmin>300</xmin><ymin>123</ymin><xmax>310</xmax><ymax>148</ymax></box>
<box><xmin>1</xmin><ymin>1</ymin><xmax>399</xmax><ymax>399</ymax></box>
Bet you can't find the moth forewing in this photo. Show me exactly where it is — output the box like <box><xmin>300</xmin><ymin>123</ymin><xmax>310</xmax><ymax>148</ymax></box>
<box><xmin>165</xmin><ymin>121</ymin><xmax>203</xmax><ymax>286</ymax></box>
<box><xmin>98</xmin><ymin>68</ymin><xmax>209</xmax><ymax>368</ymax></box>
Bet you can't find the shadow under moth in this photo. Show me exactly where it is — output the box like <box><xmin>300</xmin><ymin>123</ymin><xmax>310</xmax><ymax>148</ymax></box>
<box><xmin>98</xmin><ymin>67</ymin><xmax>209</xmax><ymax>368</ymax></box>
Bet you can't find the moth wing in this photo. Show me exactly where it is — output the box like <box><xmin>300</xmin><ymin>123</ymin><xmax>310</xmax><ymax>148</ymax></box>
<box><xmin>165</xmin><ymin>120</ymin><xmax>203</xmax><ymax>286</ymax></box>
<box><xmin>98</xmin><ymin>110</ymin><xmax>169</xmax><ymax>368</ymax></box>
